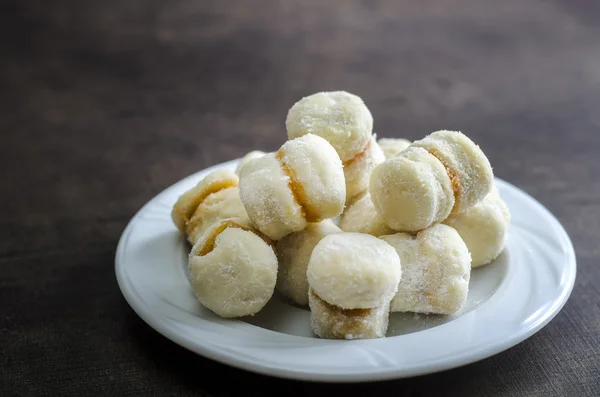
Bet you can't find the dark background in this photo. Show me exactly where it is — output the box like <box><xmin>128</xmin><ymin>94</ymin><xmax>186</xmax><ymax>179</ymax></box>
<box><xmin>1</xmin><ymin>1</ymin><xmax>599</xmax><ymax>396</ymax></box>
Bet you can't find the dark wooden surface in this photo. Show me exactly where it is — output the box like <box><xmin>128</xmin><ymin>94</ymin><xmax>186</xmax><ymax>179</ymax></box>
<box><xmin>1</xmin><ymin>1</ymin><xmax>599</xmax><ymax>396</ymax></box>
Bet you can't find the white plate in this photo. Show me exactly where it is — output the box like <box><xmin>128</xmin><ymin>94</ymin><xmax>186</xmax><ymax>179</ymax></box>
<box><xmin>115</xmin><ymin>159</ymin><xmax>576</xmax><ymax>382</ymax></box>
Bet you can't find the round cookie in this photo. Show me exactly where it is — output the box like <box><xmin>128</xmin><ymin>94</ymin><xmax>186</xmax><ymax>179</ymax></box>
<box><xmin>377</xmin><ymin>137</ymin><xmax>411</xmax><ymax>159</ymax></box>
<box><xmin>285</xmin><ymin>91</ymin><xmax>373</xmax><ymax>162</ymax></box>
<box><xmin>308</xmin><ymin>288</ymin><xmax>390</xmax><ymax>340</ymax></box>
<box><xmin>238</xmin><ymin>134</ymin><xmax>345</xmax><ymax>240</ymax></box>
<box><xmin>411</xmin><ymin>130</ymin><xmax>494</xmax><ymax>212</ymax></box>
<box><xmin>369</xmin><ymin>146</ymin><xmax>455</xmax><ymax>232</ymax></box>
<box><xmin>171</xmin><ymin>169</ymin><xmax>239</xmax><ymax>234</ymax></box>
<box><xmin>235</xmin><ymin>150</ymin><xmax>266</xmax><ymax>175</ymax></box>
<box><xmin>188</xmin><ymin>218</ymin><xmax>277</xmax><ymax>318</ymax></box>
<box><xmin>307</xmin><ymin>232</ymin><xmax>401</xmax><ymax>309</ymax></box>
<box><xmin>443</xmin><ymin>185</ymin><xmax>510</xmax><ymax>267</ymax></box>
<box><xmin>275</xmin><ymin>220</ymin><xmax>341</xmax><ymax>306</ymax></box>
<box><xmin>380</xmin><ymin>223</ymin><xmax>471</xmax><ymax>315</ymax></box>
<box><xmin>238</xmin><ymin>153</ymin><xmax>305</xmax><ymax>241</ymax></box>
<box><xmin>339</xmin><ymin>192</ymin><xmax>394</xmax><ymax>237</ymax></box>
<box><xmin>276</xmin><ymin>133</ymin><xmax>346</xmax><ymax>220</ymax></box>
<box><xmin>185</xmin><ymin>186</ymin><xmax>248</xmax><ymax>245</ymax></box>
<box><xmin>343</xmin><ymin>136</ymin><xmax>385</xmax><ymax>202</ymax></box>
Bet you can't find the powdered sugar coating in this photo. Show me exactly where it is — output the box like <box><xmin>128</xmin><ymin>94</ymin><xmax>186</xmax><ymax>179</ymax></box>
<box><xmin>276</xmin><ymin>220</ymin><xmax>342</xmax><ymax>306</ymax></box>
<box><xmin>309</xmin><ymin>288</ymin><xmax>390</xmax><ymax>340</ymax></box>
<box><xmin>343</xmin><ymin>136</ymin><xmax>386</xmax><ymax>202</ymax></box>
<box><xmin>411</xmin><ymin>130</ymin><xmax>494</xmax><ymax>212</ymax></box>
<box><xmin>377</xmin><ymin>137</ymin><xmax>411</xmax><ymax>159</ymax></box>
<box><xmin>380</xmin><ymin>224</ymin><xmax>471</xmax><ymax>315</ymax></box>
<box><xmin>340</xmin><ymin>192</ymin><xmax>394</xmax><ymax>237</ymax></box>
<box><xmin>369</xmin><ymin>147</ymin><xmax>455</xmax><ymax>232</ymax></box>
<box><xmin>444</xmin><ymin>185</ymin><xmax>510</xmax><ymax>267</ymax></box>
<box><xmin>171</xmin><ymin>169</ymin><xmax>238</xmax><ymax>233</ymax></box>
<box><xmin>307</xmin><ymin>233</ymin><xmax>401</xmax><ymax>309</ymax></box>
<box><xmin>185</xmin><ymin>186</ymin><xmax>248</xmax><ymax>245</ymax></box>
<box><xmin>285</xmin><ymin>91</ymin><xmax>373</xmax><ymax>162</ymax></box>
<box><xmin>279</xmin><ymin>134</ymin><xmax>346</xmax><ymax>220</ymax></box>
<box><xmin>238</xmin><ymin>153</ymin><xmax>306</xmax><ymax>240</ymax></box>
<box><xmin>235</xmin><ymin>150</ymin><xmax>266</xmax><ymax>175</ymax></box>
<box><xmin>188</xmin><ymin>219</ymin><xmax>277</xmax><ymax>318</ymax></box>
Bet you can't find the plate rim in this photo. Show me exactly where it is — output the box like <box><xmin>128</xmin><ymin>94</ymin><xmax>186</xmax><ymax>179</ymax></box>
<box><xmin>115</xmin><ymin>158</ymin><xmax>577</xmax><ymax>383</ymax></box>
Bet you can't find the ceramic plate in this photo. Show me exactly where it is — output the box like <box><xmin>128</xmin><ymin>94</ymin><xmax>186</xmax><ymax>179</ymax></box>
<box><xmin>115</xmin><ymin>159</ymin><xmax>576</xmax><ymax>382</ymax></box>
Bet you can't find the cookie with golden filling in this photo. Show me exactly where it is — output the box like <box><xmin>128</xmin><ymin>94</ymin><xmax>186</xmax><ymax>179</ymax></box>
<box><xmin>275</xmin><ymin>220</ymin><xmax>341</xmax><ymax>306</ymax></box>
<box><xmin>188</xmin><ymin>218</ymin><xmax>277</xmax><ymax>318</ymax></box>
<box><xmin>285</xmin><ymin>91</ymin><xmax>373</xmax><ymax>162</ymax></box>
<box><xmin>342</xmin><ymin>136</ymin><xmax>385</xmax><ymax>202</ymax></box>
<box><xmin>411</xmin><ymin>130</ymin><xmax>494</xmax><ymax>213</ymax></box>
<box><xmin>339</xmin><ymin>192</ymin><xmax>394</xmax><ymax>237</ymax></box>
<box><xmin>443</xmin><ymin>185</ymin><xmax>510</xmax><ymax>267</ymax></box>
<box><xmin>307</xmin><ymin>232</ymin><xmax>401</xmax><ymax>310</ymax></box>
<box><xmin>380</xmin><ymin>224</ymin><xmax>471</xmax><ymax>315</ymax></box>
<box><xmin>370</xmin><ymin>146</ymin><xmax>455</xmax><ymax>232</ymax></box>
<box><xmin>171</xmin><ymin>169</ymin><xmax>242</xmax><ymax>237</ymax></box>
<box><xmin>239</xmin><ymin>134</ymin><xmax>345</xmax><ymax>240</ymax></box>
<box><xmin>185</xmin><ymin>185</ymin><xmax>247</xmax><ymax>245</ymax></box>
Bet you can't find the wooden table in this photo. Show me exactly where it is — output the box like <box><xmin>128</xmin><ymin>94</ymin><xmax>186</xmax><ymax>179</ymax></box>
<box><xmin>2</xmin><ymin>1</ymin><xmax>599</xmax><ymax>395</ymax></box>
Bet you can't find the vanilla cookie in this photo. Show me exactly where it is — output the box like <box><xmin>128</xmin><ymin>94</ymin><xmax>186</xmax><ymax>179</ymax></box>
<box><xmin>380</xmin><ymin>224</ymin><xmax>471</xmax><ymax>315</ymax></box>
<box><xmin>285</xmin><ymin>91</ymin><xmax>373</xmax><ymax>162</ymax></box>
<box><xmin>185</xmin><ymin>185</ymin><xmax>248</xmax><ymax>245</ymax></box>
<box><xmin>307</xmin><ymin>232</ymin><xmax>401</xmax><ymax>309</ymax></box>
<box><xmin>339</xmin><ymin>192</ymin><xmax>394</xmax><ymax>237</ymax></box>
<box><xmin>238</xmin><ymin>134</ymin><xmax>345</xmax><ymax>240</ymax></box>
<box><xmin>171</xmin><ymin>169</ymin><xmax>239</xmax><ymax>234</ymax></box>
<box><xmin>444</xmin><ymin>185</ymin><xmax>510</xmax><ymax>267</ymax></box>
<box><xmin>275</xmin><ymin>220</ymin><xmax>341</xmax><ymax>306</ymax></box>
<box><xmin>188</xmin><ymin>218</ymin><xmax>277</xmax><ymax>318</ymax></box>
<box><xmin>411</xmin><ymin>130</ymin><xmax>493</xmax><ymax>212</ymax></box>
<box><xmin>342</xmin><ymin>136</ymin><xmax>385</xmax><ymax>202</ymax></box>
<box><xmin>369</xmin><ymin>146</ymin><xmax>455</xmax><ymax>232</ymax></box>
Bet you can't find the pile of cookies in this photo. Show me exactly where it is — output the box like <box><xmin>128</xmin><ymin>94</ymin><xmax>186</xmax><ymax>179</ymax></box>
<box><xmin>171</xmin><ymin>91</ymin><xmax>511</xmax><ymax>340</ymax></box>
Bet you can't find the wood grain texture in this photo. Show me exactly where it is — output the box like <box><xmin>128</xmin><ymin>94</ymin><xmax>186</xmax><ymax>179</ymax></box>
<box><xmin>1</xmin><ymin>1</ymin><xmax>599</xmax><ymax>396</ymax></box>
